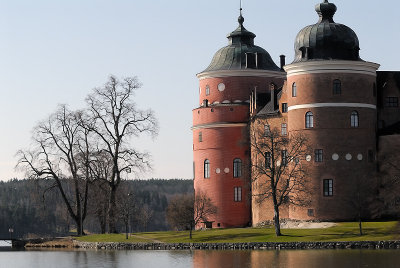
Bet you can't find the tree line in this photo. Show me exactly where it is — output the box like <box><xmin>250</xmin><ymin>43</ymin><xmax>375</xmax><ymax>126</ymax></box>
<box><xmin>0</xmin><ymin>178</ymin><xmax>193</xmax><ymax>238</ymax></box>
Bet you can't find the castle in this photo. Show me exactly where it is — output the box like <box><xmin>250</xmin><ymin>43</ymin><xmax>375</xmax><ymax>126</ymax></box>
<box><xmin>192</xmin><ymin>1</ymin><xmax>400</xmax><ymax>228</ymax></box>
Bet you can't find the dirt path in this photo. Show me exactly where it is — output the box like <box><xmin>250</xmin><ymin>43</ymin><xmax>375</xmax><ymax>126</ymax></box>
<box><xmin>280</xmin><ymin>221</ymin><xmax>337</xmax><ymax>229</ymax></box>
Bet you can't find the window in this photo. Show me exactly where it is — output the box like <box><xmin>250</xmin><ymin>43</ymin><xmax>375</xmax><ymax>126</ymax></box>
<box><xmin>199</xmin><ymin>131</ymin><xmax>203</xmax><ymax>142</ymax></box>
<box><xmin>307</xmin><ymin>209</ymin><xmax>314</xmax><ymax>217</ymax></box>
<box><xmin>205</xmin><ymin>85</ymin><xmax>210</xmax><ymax>96</ymax></box>
<box><xmin>204</xmin><ymin>159</ymin><xmax>210</xmax><ymax>178</ymax></box>
<box><xmin>368</xmin><ymin>150</ymin><xmax>374</xmax><ymax>163</ymax></box>
<box><xmin>281</xmin><ymin>123</ymin><xmax>287</xmax><ymax>136</ymax></box>
<box><xmin>265</xmin><ymin>152</ymin><xmax>271</xmax><ymax>168</ymax></box>
<box><xmin>233</xmin><ymin>158</ymin><xmax>242</xmax><ymax>178</ymax></box>
<box><xmin>292</xmin><ymin>82</ymin><xmax>297</xmax><ymax>97</ymax></box>
<box><xmin>333</xmin><ymin>79</ymin><xmax>341</xmax><ymax>95</ymax></box>
<box><xmin>305</xmin><ymin>112</ymin><xmax>313</xmax><ymax>128</ymax></box>
<box><xmin>282</xmin><ymin>103</ymin><xmax>288</xmax><ymax>113</ymax></box>
<box><xmin>281</xmin><ymin>150</ymin><xmax>288</xmax><ymax>166</ymax></box>
<box><xmin>264</xmin><ymin>124</ymin><xmax>270</xmax><ymax>136</ymax></box>
<box><xmin>234</xmin><ymin>187</ymin><xmax>242</xmax><ymax>202</ymax></box>
<box><xmin>385</xmin><ymin>97</ymin><xmax>399</xmax><ymax>107</ymax></box>
<box><xmin>323</xmin><ymin>179</ymin><xmax>333</xmax><ymax>196</ymax></box>
<box><xmin>315</xmin><ymin>149</ymin><xmax>323</xmax><ymax>162</ymax></box>
<box><xmin>351</xmin><ymin>111</ymin><xmax>359</xmax><ymax>127</ymax></box>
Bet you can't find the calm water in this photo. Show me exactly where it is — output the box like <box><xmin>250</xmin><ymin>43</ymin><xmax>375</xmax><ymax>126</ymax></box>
<box><xmin>1</xmin><ymin>247</ymin><xmax>400</xmax><ymax>268</ymax></box>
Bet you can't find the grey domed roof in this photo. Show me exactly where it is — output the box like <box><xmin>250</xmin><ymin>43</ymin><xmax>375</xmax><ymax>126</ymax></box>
<box><xmin>293</xmin><ymin>1</ymin><xmax>362</xmax><ymax>63</ymax></box>
<box><xmin>202</xmin><ymin>13</ymin><xmax>281</xmax><ymax>73</ymax></box>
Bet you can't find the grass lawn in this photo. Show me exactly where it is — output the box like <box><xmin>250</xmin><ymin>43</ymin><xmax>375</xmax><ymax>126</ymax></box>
<box><xmin>76</xmin><ymin>221</ymin><xmax>399</xmax><ymax>243</ymax></box>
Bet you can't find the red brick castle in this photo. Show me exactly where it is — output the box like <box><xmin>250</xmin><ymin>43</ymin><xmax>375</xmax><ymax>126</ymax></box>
<box><xmin>192</xmin><ymin>1</ymin><xmax>400</xmax><ymax>228</ymax></box>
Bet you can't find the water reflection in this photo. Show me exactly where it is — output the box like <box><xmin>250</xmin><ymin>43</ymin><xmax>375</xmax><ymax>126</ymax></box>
<box><xmin>1</xmin><ymin>249</ymin><xmax>400</xmax><ymax>267</ymax></box>
<box><xmin>193</xmin><ymin>250</ymin><xmax>400</xmax><ymax>268</ymax></box>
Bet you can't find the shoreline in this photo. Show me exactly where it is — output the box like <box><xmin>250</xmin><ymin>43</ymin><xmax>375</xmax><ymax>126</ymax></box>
<box><xmin>25</xmin><ymin>240</ymin><xmax>400</xmax><ymax>250</ymax></box>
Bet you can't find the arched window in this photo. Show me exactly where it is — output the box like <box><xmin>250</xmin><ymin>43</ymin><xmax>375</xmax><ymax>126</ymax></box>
<box><xmin>333</xmin><ymin>79</ymin><xmax>341</xmax><ymax>95</ymax></box>
<box><xmin>305</xmin><ymin>111</ymin><xmax>313</xmax><ymax>128</ymax></box>
<box><xmin>351</xmin><ymin>111</ymin><xmax>359</xmax><ymax>127</ymax></box>
<box><xmin>292</xmin><ymin>82</ymin><xmax>297</xmax><ymax>97</ymax></box>
<box><xmin>233</xmin><ymin>158</ymin><xmax>242</xmax><ymax>178</ymax></box>
<box><xmin>204</xmin><ymin>159</ymin><xmax>210</xmax><ymax>178</ymax></box>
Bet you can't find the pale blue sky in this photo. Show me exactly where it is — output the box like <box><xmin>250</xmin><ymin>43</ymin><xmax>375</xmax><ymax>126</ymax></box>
<box><xmin>0</xmin><ymin>0</ymin><xmax>399</xmax><ymax>181</ymax></box>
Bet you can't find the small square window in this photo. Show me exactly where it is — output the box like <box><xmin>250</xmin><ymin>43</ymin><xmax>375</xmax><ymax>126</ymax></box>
<box><xmin>281</xmin><ymin>123</ymin><xmax>287</xmax><ymax>136</ymax></box>
<box><xmin>323</xmin><ymin>179</ymin><xmax>333</xmax><ymax>196</ymax></box>
<box><xmin>282</xmin><ymin>103</ymin><xmax>288</xmax><ymax>113</ymax></box>
<box><xmin>265</xmin><ymin>152</ymin><xmax>271</xmax><ymax>168</ymax></box>
<box><xmin>315</xmin><ymin>149</ymin><xmax>323</xmax><ymax>162</ymax></box>
<box><xmin>385</xmin><ymin>97</ymin><xmax>398</xmax><ymax>107</ymax></box>
<box><xmin>307</xmin><ymin>209</ymin><xmax>314</xmax><ymax>217</ymax></box>
<box><xmin>281</xmin><ymin>150</ymin><xmax>288</xmax><ymax>166</ymax></box>
<box><xmin>264</xmin><ymin>124</ymin><xmax>270</xmax><ymax>136</ymax></box>
<box><xmin>368</xmin><ymin>150</ymin><xmax>374</xmax><ymax>163</ymax></box>
<box><xmin>199</xmin><ymin>131</ymin><xmax>202</xmax><ymax>142</ymax></box>
<box><xmin>234</xmin><ymin>187</ymin><xmax>242</xmax><ymax>202</ymax></box>
<box><xmin>205</xmin><ymin>85</ymin><xmax>210</xmax><ymax>96</ymax></box>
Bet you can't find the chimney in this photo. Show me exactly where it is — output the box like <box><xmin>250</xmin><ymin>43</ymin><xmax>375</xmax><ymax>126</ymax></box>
<box><xmin>279</xmin><ymin>55</ymin><xmax>286</xmax><ymax>71</ymax></box>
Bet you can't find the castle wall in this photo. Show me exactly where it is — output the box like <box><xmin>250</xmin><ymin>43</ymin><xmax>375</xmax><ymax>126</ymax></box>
<box><xmin>285</xmin><ymin>62</ymin><xmax>379</xmax><ymax>220</ymax></box>
<box><xmin>193</xmin><ymin>73</ymin><xmax>284</xmax><ymax>228</ymax></box>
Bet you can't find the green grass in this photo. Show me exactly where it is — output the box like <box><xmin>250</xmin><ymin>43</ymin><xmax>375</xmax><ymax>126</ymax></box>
<box><xmin>75</xmin><ymin>233</ymin><xmax>151</xmax><ymax>243</ymax></box>
<box><xmin>77</xmin><ymin>221</ymin><xmax>399</xmax><ymax>243</ymax></box>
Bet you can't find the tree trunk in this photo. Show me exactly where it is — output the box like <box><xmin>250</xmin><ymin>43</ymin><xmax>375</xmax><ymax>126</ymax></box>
<box><xmin>108</xmin><ymin>186</ymin><xmax>117</xmax><ymax>233</ymax></box>
<box><xmin>359</xmin><ymin>215</ymin><xmax>363</xmax><ymax>236</ymax></box>
<box><xmin>273</xmin><ymin>205</ymin><xmax>281</xmax><ymax>236</ymax></box>
<box><xmin>125</xmin><ymin>221</ymin><xmax>129</xmax><ymax>240</ymax></box>
<box><xmin>189</xmin><ymin>223</ymin><xmax>193</xmax><ymax>240</ymax></box>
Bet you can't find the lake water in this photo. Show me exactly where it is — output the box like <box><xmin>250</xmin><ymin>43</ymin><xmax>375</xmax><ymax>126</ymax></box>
<box><xmin>1</xmin><ymin>247</ymin><xmax>400</xmax><ymax>268</ymax></box>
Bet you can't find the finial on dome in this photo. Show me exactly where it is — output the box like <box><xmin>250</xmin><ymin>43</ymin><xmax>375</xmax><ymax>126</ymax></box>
<box><xmin>315</xmin><ymin>0</ymin><xmax>337</xmax><ymax>23</ymax></box>
<box><xmin>238</xmin><ymin>0</ymin><xmax>244</xmax><ymax>26</ymax></box>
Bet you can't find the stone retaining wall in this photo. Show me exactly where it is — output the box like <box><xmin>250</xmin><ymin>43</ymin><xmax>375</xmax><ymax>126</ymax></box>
<box><xmin>74</xmin><ymin>241</ymin><xmax>400</xmax><ymax>250</ymax></box>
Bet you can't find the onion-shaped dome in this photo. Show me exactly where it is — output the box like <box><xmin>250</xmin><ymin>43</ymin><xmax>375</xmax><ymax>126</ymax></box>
<box><xmin>293</xmin><ymin>0</ymin><xmax>361</xmax><ymax>63</ymax></box>
<box><xmin>202</xmin><ymin>12</ymin><xmax>280</xmax><ymax>72</ymax></box>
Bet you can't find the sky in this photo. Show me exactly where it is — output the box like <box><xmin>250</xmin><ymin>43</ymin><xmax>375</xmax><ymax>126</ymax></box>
<box><xmin>0</xmin><ymin>0</ymin><xmax>399</xmax><ymax>181</ymax></box>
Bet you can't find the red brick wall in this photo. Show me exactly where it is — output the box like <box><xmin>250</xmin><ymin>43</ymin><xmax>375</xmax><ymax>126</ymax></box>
<box><xmin>198</xmin><ymin>76</ymin><xmax>284</xmax><ymax>105</ymax></box>
<box><xmin>193</xmin><ymin>74</ymin><xmax>284</xmax><ymax>228</ymax></box>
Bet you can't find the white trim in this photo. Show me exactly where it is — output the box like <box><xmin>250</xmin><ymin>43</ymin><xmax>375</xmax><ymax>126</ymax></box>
<box><xmin>284</xmin><ymin>60</ymin><xmax>380</xmax><ymax>77</ymax></box>
<box><xmin>288</xmin><ymin>103</ymin><xmax>376</xmax><ymax>111</ymax></box>
<box><xmin>191</xmin><ymin>122</ymin><xmax>247</xmax><ymax>130</ymax></box>
<box><xmin>197</xmin><ymin>69</ymin><xmax>285</xmax><ymax>80</ymax></box>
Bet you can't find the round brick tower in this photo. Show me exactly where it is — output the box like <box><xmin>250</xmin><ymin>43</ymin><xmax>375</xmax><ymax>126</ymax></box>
<box><xmin>284</xmin><ymin>1</ymin><xmax>380</xmax><ymax>220</ymax></box>
<box><xmin>193</xmin><ymin>11</ymin><xmax>285</xmax><ymax>228</ymax></box>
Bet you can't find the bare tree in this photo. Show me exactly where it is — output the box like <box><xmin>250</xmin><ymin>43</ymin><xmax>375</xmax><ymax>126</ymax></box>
<box><xmin>85</xmin><ymin>75</ymin><xmax>158</xmax><ymax>233</ymax></box>
<box><xmin>116</xmin><ymin>188</ymin><xmax>136</xmax><ymax>239</ymax></box>
<box><xmin>166</xmin><ymin>192</ymin><xmax>217</xmax><ymax>239</ymax></box>
<box><xmin>16</xmin><ymin>105</ymin><xmax>93</xmax><ymax>235</ymax></box>
<box><xmin>346</xmin><ymin>174</ymin><xmax>376</xmax><ymax>236</ymax></box>
<box><xmin>250</xmin><ymin>121</ymin><xmax>310</xmax><ymax>236</ymax></box>
<box><xmin>139</xmin><ymin>204</ymin><xmax>153</xmax><ymax>232</ymax></box>
<box><xmin>166</xmin><ymin>194</ymin><xmax>193</xmax><ymax>231</ymax></box>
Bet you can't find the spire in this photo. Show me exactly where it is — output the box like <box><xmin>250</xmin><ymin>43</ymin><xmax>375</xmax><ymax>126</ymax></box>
<box><xmin>238</xmin><ymin>0</ymin><xmax>244</xmax><ymax>26</ymax></box>
<box><xmin>315</xmin><ymin>0</ymin><xmax>337</xmax><ymax>23</ymax></box>
<box><xmin>227</xmin><ymin>0</ymin><xmax>255</xmax><ymax>46</ymax></box>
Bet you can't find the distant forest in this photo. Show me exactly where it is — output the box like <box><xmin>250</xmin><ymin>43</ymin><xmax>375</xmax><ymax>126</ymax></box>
<box><xmin>0</xmin><ymin>179</ymin><xmax>193</xmax><ymax>238</ymax></box>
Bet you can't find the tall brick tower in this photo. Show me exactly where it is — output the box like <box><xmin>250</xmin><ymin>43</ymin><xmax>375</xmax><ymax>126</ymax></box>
<box><xmin>283</xmin><ymin>1</ymin><xmax>380</xmax><ymax>220</ymax></box>
<box><xmin>192</xmin><ymin>10</ymin><xmax>285</xmax><ymax>228</ymax></box>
